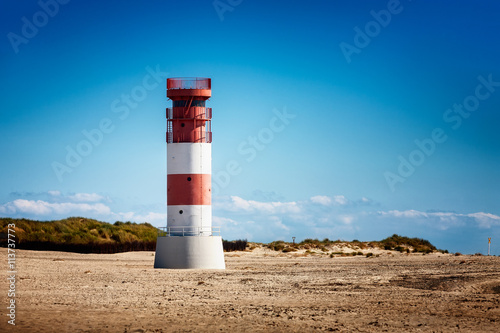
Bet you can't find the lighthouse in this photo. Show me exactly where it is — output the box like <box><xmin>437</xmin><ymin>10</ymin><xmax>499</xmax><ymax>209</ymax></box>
<box><xmin>154</xmin><ymin>77</ymin><xmax>225</xmax><ymax>269</ymax></box>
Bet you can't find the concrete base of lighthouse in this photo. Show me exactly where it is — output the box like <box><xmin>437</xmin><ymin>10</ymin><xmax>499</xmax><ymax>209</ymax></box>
<box><xmin>154</xmin><ymin>236</ymin><xmax>225</xmax><ymax>269</ymax></box>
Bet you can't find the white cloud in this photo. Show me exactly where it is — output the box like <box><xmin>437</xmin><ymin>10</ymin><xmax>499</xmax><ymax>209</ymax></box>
<box><xmin>357</xmin><ymin>197</ymin><xmax>374</xmax><ymax>206</ymax></box>
<box><xmin>468</xmin><ymin>212</ymin><xmax>500</xmax><ymax>228</ymax></box>
<box><xmin>3</xmin><ymin>191</ymin><xmax>498</xmax><ymax>245</ymax></box>
<box><xmin>379</xmin><ymin>210</ymin><xmax>428</xmax><ymax>218</ymax></box>
<box><xmin>0</xmin><ymin>199</ymin><xmax>111</xmax><ymax>216</ymax></box>
<box><xmin>311</xmin><ymin>195</ymin><xmax>349</xmax><ymax>206</ymax></box>
<box><xmin>377</xmin><ymin>210</ymin><xmax>500</xmax><ymax>230</ymax></box>
<box><xmin>216</xmin><ymin>194</ymin><xmax>367</xmax><ymax>218</ymax></box>
<box><xmin>212</xmin><ymin>194</ymin><xmax>379</xmax><ymax>240</ymax></box>
<box><xmin>111</xmin><ymin>212</ymin><xmax>167</xmax><ymax>225</ymax></box>
<box><xmin>310</xmin><ymin>195</ymin><xmax>332</xmax><ymax>206</ymax></box>
<box><xmin>0</xmin><ymin>197</ymin><xmax>166</xmax><ymax>226</ymax></box>
<box><xmin>333</xmin><ymin>195</ymin><xmax>349</xmax><ymax>206</ymax></box>
<box><xmin>68</xmin><ymin>193</ymin><xmax>105</xmax><ymax>202</ymax></box>
<box><xmin>212</xmin><ymin>194</ymin><xmax>375</xmax><ymax>241</ymax></box>
<box><xmin>212</xmin><ymin>216</ymin><xmax>256</xmax><ymax>240</ymax></box>
<box><xmin>223</xmin><ymin>196</ymin><xmax>301</xmax><ymax>214</ymax></box>
<box><xmin>270</xmin><ymin>216</ymin><xmax>290</xmax><ymax>231</ymax></box>
<box><xmin>213</xmin><ymin>216</ymin><xmax>239</xmax><ymax>226</ymax></box>
<box><xmin>338</xmin><ymin>214</ymin><xmax>354</xmax><ymax>225</ymax></box>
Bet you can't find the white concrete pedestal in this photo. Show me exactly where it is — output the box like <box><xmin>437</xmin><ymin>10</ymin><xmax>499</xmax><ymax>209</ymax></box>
<box><xmin>154</xmin><ymin>236</ymin><xmax>225</xmax><ymax>269</ymax></box>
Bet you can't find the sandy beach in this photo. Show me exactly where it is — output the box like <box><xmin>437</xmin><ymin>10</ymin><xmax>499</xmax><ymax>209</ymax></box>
<box><xmin>1</xmin><ymin>246</ymin><xmax>499</xmax><ymax>332</ymax></box>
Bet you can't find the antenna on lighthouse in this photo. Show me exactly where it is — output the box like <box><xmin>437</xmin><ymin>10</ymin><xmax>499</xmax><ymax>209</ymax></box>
<box><xmin>154</xmin><ymin>77</ymin><xmax>225</xmax><ymax>269</ymax></box>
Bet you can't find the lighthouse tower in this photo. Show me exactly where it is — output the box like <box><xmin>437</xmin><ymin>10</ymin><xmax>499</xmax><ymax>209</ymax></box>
<box><xmin>154</xmin><ymin>77</ymin><xmax>225</xmax><ymax>269</ymax></box>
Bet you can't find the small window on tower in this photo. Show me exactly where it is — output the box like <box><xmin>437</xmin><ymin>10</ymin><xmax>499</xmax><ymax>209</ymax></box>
<box><xmin>187</xmin><ymin>177</ymin><xmax>192</xmax><ymax>181</ymax></box>
<box><xmin>179</xmin><ymin>210</ymin><xmax>183</xmax><ymax>214</ymax></box>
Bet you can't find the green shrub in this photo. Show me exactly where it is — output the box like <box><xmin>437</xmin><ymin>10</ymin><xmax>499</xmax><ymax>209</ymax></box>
<box><xmin>378</xmin><ymin>234</ymin><xmax>438</xmax><ymax>253</ymax></box>
<box><xmin>267</xmin><ymin>241</ymin><xmax>286</xmax><ymax>251</ymax></box>
<box><xmin>223</xmin><ymin>239</ymin><xmax>247</xmax><ymax>252</ymax></box>
<box><xmin>0</xmin><ymin>217</ymin><xmax>159</xmax><ymax>253</ymax></box>
<box><xmin>282</xmin><ymin>247</ymin><xmax>297</xmax><ymax>253</ymax></box>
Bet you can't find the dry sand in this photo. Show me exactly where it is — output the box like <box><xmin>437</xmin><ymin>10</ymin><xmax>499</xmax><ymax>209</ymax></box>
<box><xmin>1</xmin><ymin>246</ymin><xmax>499</xmax><ymax>332</ymax></box>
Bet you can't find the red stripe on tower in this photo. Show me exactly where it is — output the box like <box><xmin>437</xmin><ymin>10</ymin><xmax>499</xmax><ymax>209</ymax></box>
<box><xmin>167</xmin><ymin>174</ymin><xmax>211</xmax><ymax>206</ymax></box>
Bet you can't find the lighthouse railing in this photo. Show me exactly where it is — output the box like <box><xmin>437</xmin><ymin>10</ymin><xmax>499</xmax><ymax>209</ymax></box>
<box><xmin>166</xmin><ymin>107</ymin><xmax>212</xmax><ymax>119</ymax></box>
<box><xmin>157</xmin><ymin>226</ymin><xmax>221</xmax><ymax>237</ymax></box>
<box><xmin>167</xmin><ymin>78</ymin><xmax>211</xmax><ymax>90</ymax></box>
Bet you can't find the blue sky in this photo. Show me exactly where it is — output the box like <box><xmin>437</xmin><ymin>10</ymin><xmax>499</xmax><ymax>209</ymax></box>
<box><xmin>1</xmin><ymin>0</ymin><xmax>499</xmax><ymax>254</ymax></box>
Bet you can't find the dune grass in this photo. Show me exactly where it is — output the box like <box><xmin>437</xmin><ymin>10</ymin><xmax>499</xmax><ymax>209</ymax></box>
<box><xmin>0</xmin><ymin>217</ymin><xmax>157</xmax><ymax>253</ymax></box>
<box><xmin>264</xmin><ymin>234</ymin><xmax>443</xmax><ymax>254</ymax></box>
<box><xmin>1</xmin><ymin>218</ymin><xmax>444</xmax><ymax>254</ymax></box>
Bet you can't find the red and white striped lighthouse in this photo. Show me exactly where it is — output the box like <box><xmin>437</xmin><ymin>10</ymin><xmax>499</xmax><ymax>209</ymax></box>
<box><xmin>166</xmin><ymin>78</ymin><xmax>212</xmax><ymax>235</ymax></box>
<box><xmin>154</xmin><ymin>78</ymin><xmax>225</xmax><ymax>269</ymax></box>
